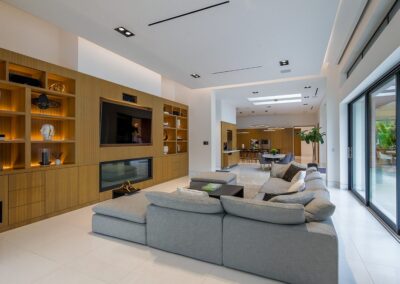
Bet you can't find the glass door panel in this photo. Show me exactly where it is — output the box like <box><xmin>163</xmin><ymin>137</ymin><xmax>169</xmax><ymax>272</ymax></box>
<box><xmin>370</xmin><ymin>77</ymin><xmax>397</xmax><ymax>223</ymax></box>
<box><xmin>351</xmin><ymin>96</ymin><xmax>366</xmax><ymax>199</ymax></box>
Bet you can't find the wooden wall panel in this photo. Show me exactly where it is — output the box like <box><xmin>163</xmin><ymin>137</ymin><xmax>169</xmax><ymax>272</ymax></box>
<box><xmin>45</xmin><ymin>167</ymin><xmax>78</xmax><ymax>214</ymax></box>
<box><xmin>237</xmin><ymin>128</ymin><xmax>294</xmax><ymax>154</ymax></box>
<box><xmin>78</xmin><ymin>165</ymin><xmax>99</xmax><ymax>205</ymax></box>
<box><xmin>0</xmin><ymin>47</ymin><xmax>189</xmax><ymax>231</ymax></box>
<box><xmin>0</xmin><ymin>175</ymin><xmax>8</xmax><ymax>231</ymax></box>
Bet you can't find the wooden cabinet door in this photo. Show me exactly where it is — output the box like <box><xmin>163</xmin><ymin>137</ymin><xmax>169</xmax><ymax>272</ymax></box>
<box><xmin>46</xmin><ymin>167</ymin><xmax>78</xmax><ymax>214</ymax></box>
<box><xmin>8</xmin><ymin>172</ymin><xmax>45</xmax><ymax>226</ymax></box>
<box><xmin>78</xmin><ymin>165</ymin><xmax>99</xmax><ymax>205</ymax></box>
<box><xmin>0</xmin><ymin>175</ymin><xmax>8</xmax><ymax>231</ymax></box>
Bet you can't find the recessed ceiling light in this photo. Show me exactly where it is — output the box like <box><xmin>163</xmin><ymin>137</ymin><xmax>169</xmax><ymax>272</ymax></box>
<box><xmin>304</xmin><ymin>96</ymin><xmax>310</xmax><ymax>99</ymax></box>
<box><xmin>252</xmin><ymin>91</ymin><xmax>259</xmax><ymax>94</ymax></box>
<box><xmin>304</xmin><ymin>85</ymin><xmax>312</xmax><ymax>89</ymax></box>
<box><xmin>115</xmin><ymin>26</ymin><xmax>135</xmax><ymax>37</ymax></box>
<box><xmin>253</xmin><ymin>99</ymin><xmax>302</xmax><ymax>106</ymax></box>
<box><xmin>248</xmin><ymin>93</ymin><xmax>301</xmax><ymax>102</ymax></box>
<box><xmin>303</xmin><ymin>103</ymin><xmax>308</xmax><ymax>106</ymax></box>
<box><xmin>190</xmin><ymin>73</ymin><xmax>201</xmax><ymax>78</ymax></box>
<box><xmin>279</xmin><ymin>60</ymin><xmax>289</xmax><ymax>66</ymax></box>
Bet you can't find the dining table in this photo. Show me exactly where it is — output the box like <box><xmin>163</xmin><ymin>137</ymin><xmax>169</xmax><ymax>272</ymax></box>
<box><xmin>262</xmin><ymin>153</ymin><xmax>286</xmax><ymax>163</ymax></box>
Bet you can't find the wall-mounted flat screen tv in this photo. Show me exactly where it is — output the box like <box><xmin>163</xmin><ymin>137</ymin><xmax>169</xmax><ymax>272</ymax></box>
<box><xmin>100</xmin><ymin>100</ymin><xmax>152</xmax><ymax>145</ymax></box>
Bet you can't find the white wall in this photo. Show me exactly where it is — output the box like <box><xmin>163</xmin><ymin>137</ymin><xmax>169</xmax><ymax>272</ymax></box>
<box><xmin>0</xmin><ymin>1</ymin><xmax>78</xmax><ymax>70</ymax></box>
<box><xmin>188</xmin><ymin>90</ymin><xmax>216</xmax><ymax>174</ymax></box>
<box><xmin>237</xmin><ymin>113</ymin><xmax>318</xmax><ymax>129</ymax></box>
<box><xmin>318</xmin><ymin>98</ymin><xmax>327</xmax><ymax>167</ymax></box>
<box><xmin>78</xmin><ymin>38</ymin><xmax>161</xmax><ymax>96</ymax></box>
<box><xmin>324</xmin><ymin>7</ymin><xmax>400</xmax><ymax>188</ymax></box>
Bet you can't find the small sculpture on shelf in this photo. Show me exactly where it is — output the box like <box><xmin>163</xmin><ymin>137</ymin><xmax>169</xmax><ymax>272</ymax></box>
<box><xmin>119</xmin><ymin>180</ymin><xmax>140</xmax><ymax>193</ymax></box>
<box><xmin>40</xmin><ymin>124</ymin><xmax>54</xmax><ymax>141</ymax></box>
<box><xmin>164</xmin><ymin>145</ymin><xmax>169</xmax><ymax>154</ymax></box>
<box><xmin>32</xmin><ymin>93</ymin><xmax>61</xmax><ymax>110</ymax></box>
<box><xmin>49</xmin><ymin>82</ymin><xmax>66</xmax><ymax>93</ymax></box>
<box><xmin>52</xmin><ymin>152</ymin><xmax>63</xmax><ymax>166</ymax></box>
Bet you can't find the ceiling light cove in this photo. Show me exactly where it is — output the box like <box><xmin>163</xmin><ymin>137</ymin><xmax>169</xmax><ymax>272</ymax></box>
<box><xmin>114</xmin><ymin>26</ymin><xmax>135</xmax><ymax>37</ymax></box>
<box><xmin>253</xmin><ymin>99</ymin><xmax>302</xmax><ymax>106</ymax></box>
<box><xmin>247</xmin><ymin>93</ymin><xmax>301</xmax><ymax>102</ymax></box>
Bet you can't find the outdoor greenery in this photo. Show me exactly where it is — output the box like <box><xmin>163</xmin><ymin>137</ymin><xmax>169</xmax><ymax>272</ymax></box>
<box><xmin>376</xmin><ymin>120</ymin><xmax>396</xmax><ymax>149</ymax></box>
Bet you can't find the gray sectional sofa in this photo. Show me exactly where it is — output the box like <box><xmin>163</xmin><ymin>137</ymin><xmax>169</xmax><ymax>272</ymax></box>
<box><xmin>92</xmin><ymin>165</ymin><xmax>337</xmax><ymax>284</ymax></box>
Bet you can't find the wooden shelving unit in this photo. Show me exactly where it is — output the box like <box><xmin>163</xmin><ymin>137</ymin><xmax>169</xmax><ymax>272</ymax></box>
<box><xmin>0</xmin><ymin>61</ymin><xmax>76</xmax><ymax>171</ymax></box>
<box><xmin>163</xmin><ymin>104</ymin><xmax>188</xmax><ymax>155</ymax></box>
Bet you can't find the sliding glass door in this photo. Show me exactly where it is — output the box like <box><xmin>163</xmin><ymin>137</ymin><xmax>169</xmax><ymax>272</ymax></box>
<box><xmin>348</xmin><ymin>68</ymin><xmax>400</xmax><ymax>234</ymax></box>
<box><xmin>349</xmin><ymin>96</ymin><xmax>367</xmax><ymax>200</ymax></box>
<box><xmin>369</xmin><ymin>77</ymin><xmax>397</xmax><ymax>224</ymax></box>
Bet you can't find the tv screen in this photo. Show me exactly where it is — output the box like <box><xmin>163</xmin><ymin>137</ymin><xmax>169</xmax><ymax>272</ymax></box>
<box><xmin>100</xmin><ymin>100</ymin><xmax>152</xmax><ymax>145</ymax></box>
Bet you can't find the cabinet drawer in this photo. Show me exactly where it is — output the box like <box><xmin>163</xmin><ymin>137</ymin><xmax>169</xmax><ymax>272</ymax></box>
<box><xmin>9</xmin><ymin>172</ymin><xmax>44</xmax><ymax>191</ymax></box>
<box><xmin>9</xmin><ymin>187</ymin><xmax>45</xmax><ymax>208</ymax></box>
<box><xmin>9</xmin><ymin>201</ymin><xmax>45</xmax><ymax>225</ymax></box>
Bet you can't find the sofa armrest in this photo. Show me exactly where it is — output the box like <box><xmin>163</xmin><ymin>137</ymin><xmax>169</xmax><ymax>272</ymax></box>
<box><xmin>223</xmin><ymin>215</ymin><xmax>338</xmax><ymax>284</ymax></box>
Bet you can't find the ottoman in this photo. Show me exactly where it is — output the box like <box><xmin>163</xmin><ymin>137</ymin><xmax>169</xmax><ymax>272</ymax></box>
<box><xmin>190</xmin><ymin>172</ymin><xmax>237</xmax><ymax>188</ymax></box>
<box><xmin>92</xmin><ymin>191</ymin><xmax>149</xmax><ymax>244</ymax></box>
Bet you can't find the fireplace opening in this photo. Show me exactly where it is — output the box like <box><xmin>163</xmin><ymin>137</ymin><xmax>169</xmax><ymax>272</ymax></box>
<box><xmin>100</xmin><ymin>157</ymin><xmax>152</xmax><ymax>192</ymax></box>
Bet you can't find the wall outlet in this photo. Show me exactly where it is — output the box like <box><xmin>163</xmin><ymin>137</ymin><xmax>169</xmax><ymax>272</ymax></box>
<box><xmin>203</xmin><ymin>141</ymin><xmax>209</xmax><ymax>145</ymax></box>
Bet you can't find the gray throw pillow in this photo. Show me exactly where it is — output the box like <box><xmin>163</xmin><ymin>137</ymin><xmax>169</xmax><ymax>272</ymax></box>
<box><xmin>270</xmin><ymin>191</ymin><xmax>314</xmax><ymax>205</ymax></box>
<box><xmin>304</xmin><ymin>198</ymin><xmax>336</xmax><ymax>222</ymax></box>
<box><xmin>270</xmin><ymin>163</ymin><xmax>290</xmax><ymax>178</ymax></box>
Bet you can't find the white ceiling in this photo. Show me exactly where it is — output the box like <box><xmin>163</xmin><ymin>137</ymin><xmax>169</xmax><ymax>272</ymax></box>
<box><xmin>215</xmin><ymin>76</ymin><xmax>326</xmax><ymax>116</ymax></box>
<box><xmin>4</xmin><ymin>0</ymin><xmax>339</xmax><ymax>89</ymax></box>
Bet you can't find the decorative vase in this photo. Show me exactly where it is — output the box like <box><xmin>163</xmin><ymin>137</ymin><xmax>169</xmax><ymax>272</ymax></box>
<box><xmin>40</xmin><ymin>148</ymin><xmax>51</xmax><ymax>165</ymax></box>
<box><xmin>55</xmin><ymin>159</ymin><xmax>62</xmax><ymax>166</ymax></box>
<box><xmin>163</xmin><ymin>146</ymin><xmax>169</xmax><ymax>154</ymax></box>
<box><xmin>40</xmin><ymin>124</ymin><xmax>55</xmax><ymax>141</ymax></box>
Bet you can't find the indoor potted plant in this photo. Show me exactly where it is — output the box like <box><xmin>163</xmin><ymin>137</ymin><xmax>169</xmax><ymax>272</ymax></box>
<box><xmin>270</xmin><ymin>148</ymin><xmax>278</xmax><ymax>155</ymax></box>
<box><xmin>298</xmin><ymin>127</ymin><xmax>326</xmax><ymax>167</ymax></box>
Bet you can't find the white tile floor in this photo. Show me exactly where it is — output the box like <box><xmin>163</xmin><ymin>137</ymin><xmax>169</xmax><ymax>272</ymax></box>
<box><xmin>0</xmin><ymin>164</ymin><xmax>399</xmax><ymax>284</ymax></box>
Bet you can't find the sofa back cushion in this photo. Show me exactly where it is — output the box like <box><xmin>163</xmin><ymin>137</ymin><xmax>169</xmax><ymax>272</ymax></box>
<box><xmin>145</xmin><ymin>192</ymin><xmax>223</xmax><ymax>214</ymax></box>
<box><xmin>305</xmin><ymin>198</ymin><xmax>336</xmax><ymax>222</ymax></box>
<box><xmin>270</xmin><ymin>163</ymin><xmax>290</xmax><ymax>178</ymax></box>
<box><xmin>304</xmin><ymin>171</ymin><xmax>322</xmax><ymax>182</ymax></box>
<box><xmin>221</xmin><ymin>196</ymin><xmax>305</xmax><ymax>224</ymax></box>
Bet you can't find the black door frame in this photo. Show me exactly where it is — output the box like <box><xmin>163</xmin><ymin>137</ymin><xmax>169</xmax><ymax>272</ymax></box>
<box><xmin>348</xmin><ymin>62</ymin><xmax>400</xmax><ymax>234</ymax></box>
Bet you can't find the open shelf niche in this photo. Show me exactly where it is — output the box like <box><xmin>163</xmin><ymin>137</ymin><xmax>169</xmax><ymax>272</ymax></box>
<box><xmin>0</xmin><ymin>60</ymin><xmax>76</xmax><ymax>171</ymax></box>
<box><xmin>163</xmin><ymin>104</ymin><xmax>188</xmax><ymax>155</ymax></box>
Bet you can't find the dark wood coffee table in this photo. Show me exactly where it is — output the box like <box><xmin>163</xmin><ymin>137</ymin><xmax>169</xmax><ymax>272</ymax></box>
<box><xmin>189</xmin><ymin>182</ymin><xmax>244</xmax><ymax>199</ymax></box>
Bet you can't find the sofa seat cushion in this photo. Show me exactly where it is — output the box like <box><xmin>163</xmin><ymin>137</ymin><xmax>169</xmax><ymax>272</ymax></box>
<box><xmin>259</xmin><ymin>177</ymin><xmax>291</xmax><ymax>194</ymax></box>
<box><xmin>92</xmin><ymin>191</ymin><xmax>149</xmax><ymax>223</ymax></box>
<box><xmin>221</xmin><ymin>196</ymin><xmax>305</xmax><ymax>224</ymax></box>
<box><xmin>191</xmin><ymin>172</ymin><xmax>237</xmax><ymax>184</ymax></box>
<box><xmin>145</xmin><ymin>191</ymin><xmax>224</xmax><ymax>214</ymax></box>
